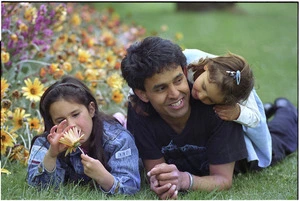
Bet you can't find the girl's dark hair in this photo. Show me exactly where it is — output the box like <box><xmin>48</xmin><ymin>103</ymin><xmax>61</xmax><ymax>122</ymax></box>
<box><xmin>30</xmin><ymin>76</ymin><xmax>116</xmax><ymax>166</ymax></box>
<box><xmin>188</xmin><ymin>52</ymin><xmax>254</xmax><ymax>105</ymax></box>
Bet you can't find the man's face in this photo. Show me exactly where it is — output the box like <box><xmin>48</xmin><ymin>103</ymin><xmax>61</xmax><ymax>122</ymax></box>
<box><xmin>141</xmin><ymin>65</ymin><xmax>191</xmax><ymax>122</ymax></box>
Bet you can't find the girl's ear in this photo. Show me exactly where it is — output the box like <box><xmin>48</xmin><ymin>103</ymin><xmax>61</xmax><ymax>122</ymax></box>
<box><xmin>204</xmin><ymin>64</ymin><xmax>209</xmax><ymax>71</ymax></box>
<box><xmin>134</xmin><ymin>89</ymin><xmax>149</xmax><ymax>103</ymax></box>
<box><xmin>88</xmin><ymin>102</ymin><xmax>96</xmax><ymax>117</ymax></box>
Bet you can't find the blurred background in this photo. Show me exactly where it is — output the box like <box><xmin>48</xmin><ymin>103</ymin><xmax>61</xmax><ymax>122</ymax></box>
<box><xmin>94</xmin><ymin>2</ymin><xmax>298</xmax><ymax>106</ymax></box>
<box><xmin>1</xmin><ymin>2</ymin><xmax>297</xmax><ymax>199</ymax></box>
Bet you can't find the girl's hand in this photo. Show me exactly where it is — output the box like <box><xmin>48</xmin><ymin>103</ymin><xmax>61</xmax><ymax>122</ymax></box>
<box><xmin>81</xmin><ymin>154</ymin><xmax>105</xmax><ymax>180</ymax></box>
<box><xmin>47</xmin><ymin>120</ymin><xmax>73</xmax><ymax>158</ymax></box>
<box><xmin>213</xmin><ymin>104</ymin><xmax>241</xmax><ymax>121</ymax></box>
<box><xmin>81</xmin><ymin>154</ymin><xmax>114</xmax><ymax>192</ymax></box>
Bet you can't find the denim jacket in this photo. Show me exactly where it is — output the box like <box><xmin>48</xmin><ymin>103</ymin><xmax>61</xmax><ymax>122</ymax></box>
<box><xmin>27</xmin><ymin>121</ymin><xmax>140</xmax><ymax>195</ymax></box>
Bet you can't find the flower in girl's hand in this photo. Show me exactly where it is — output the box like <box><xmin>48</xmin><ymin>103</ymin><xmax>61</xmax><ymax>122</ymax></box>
<box><xmin>59</xmin><ymin>127</ymin><xmax>84</xmax><ymax>156</ymax></box>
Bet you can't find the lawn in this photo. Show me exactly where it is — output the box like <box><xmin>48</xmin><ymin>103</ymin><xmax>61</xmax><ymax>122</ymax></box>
<box><xmin>1</xmin><ymin>2</ymin><xmax>298</xmax><ymax>200</ymax></box>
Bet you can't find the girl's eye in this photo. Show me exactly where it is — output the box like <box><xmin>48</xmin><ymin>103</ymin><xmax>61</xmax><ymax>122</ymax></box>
<box><xmin>72</xmin><ymin>113</ymin><xmax>79</xmax><ymax>117</ymax></box>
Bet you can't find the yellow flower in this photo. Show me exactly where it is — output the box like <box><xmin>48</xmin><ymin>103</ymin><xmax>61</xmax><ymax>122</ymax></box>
<box><xmin>1</xmin><ymin>51</ymin><xmax>10</xmax><ymax>64</ymax></box>
<box><xmin>84</xmin><ymin>69</ymin><xmax>98</xmax><ymax>83</ymax></box>
<box><xmin>111</xmin><ymin>89</ymin><xmax>124</xmax><ymax>104</ymax></box>
<box><xmin>71</xmin><ymin>13</ymin><xmax>81</xmax><ymax>26</ymax></box>
<box><xmin>24</xmin><ymin>6</ymin><xmax>37</xmax><ymax>23</ymax></box>
<box><xmin>175</xmin><ymin>32</ymin><xmax>184</xmax><ymax>41</ymax></box>
<box><xmin>49</xmin><ymin>63</ymin><xmax>59</xmax><ymax>74</ymax></box>
<box><xmin>28</xmin><ymin>117</ymin><xmax>41</xmax><ymax>131</ymax></box>
<box><xmin>10</xmin><ymin>33</ymin><xmax>18</xmax><ymax>42</ymax></box>
<box><xmin>59</xmin><ymin>127</ymin><xmax>85</xmax><ymax>156</ymax></box>
<box><xmin>75</xmin><ymin>71</ymin><xmax>84</xmax><ymax>81</ymax></box>
<box><xmin>78</xmin><ymin>48</ymin><xmax>91</xmax><ymax>63</ymax></box>
<box><xmin>62</xmin><ymin>62</ymin><xmax>72</xmax><ymax>72</ymax></box>
<box><xmin>1</xmin><ymin>168</ymin><xmax>11</xmax><ymax>175</ymax></box>
<box><xmin>19</xmin><ymin>23</ymin><xmax>28</xmax><ymax>33</ymax></box>
<box><xmin>1</xmin><ymin>128</ymin><xmax>15</xmax><ymax>155</ymax></box>
<box><xmin>12</xmin><ymin>108</ymin><xmax>30</xmax><ymax>131</ymax></box>
<box><xmin>1</xmin><ymin>78</ymin><xmax>9</xmax><ymax>99</ymax></box>
<box><xmin>9</xmin><ymin>145</ymin><xmax>29</xmax><ymax>165</ymax></box>
<box><xmin>106</xmin><ymin>73</ymin><xmax>123</xmax><ymax>90</ymax></box>
<box><xmin>105</xmin><ymin>50</ymin><xmax>117</xmax><ymax>69</ymax></box>
<box><xmin>22</xmin><ymin>78</ymin><xmax>45</xmax><ymax>102</ymax></box>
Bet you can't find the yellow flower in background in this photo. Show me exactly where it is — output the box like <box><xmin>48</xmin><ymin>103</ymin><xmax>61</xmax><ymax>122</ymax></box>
<box><xmin>59</xmin><ymin>127</ymin><xmax>85</xmax><ymax>156</ymax></box>
<box><xmin>55</xmin><ymin>4</ymin><xmax>67</xmax><ymax>22</ymax></box>
<box><xmin>71</xmin><ymin>13</ymin><xmax>81</xmax><ymax>26</ymax></box>
<box><xmin>12</xmin><ymin>108</ymin><xmax>30</xmax><ymax>131</ymax></box>
<box><xmin>62</xmin><ymin>62</ymin><xmax>72</xmax><ymax>72</ymax></box>
<box><xmin>75</xmin><ymin>71</ymin><xmax>84</xmax><ymax>81</ymax></box>
<box><xmin>10</xmin><ymin>34</ymin><xmax>18</xmax><ymax>42</ymax></box>
<box><xmin>106</xmin><ymin>73</ymin><xmax>123</xmax><ymax>90</ymax></box>
<box><xmin>28</xmin><ymin>117</ymin><xmax>41</xmax><ymax>131</ymax></box>
<box><xmin>1</xmin><ymin>51</ymin><xmax>10</xmax><ymax>64</ymax></box>
<box><xmin>111</xmin><ymin>89</ymin><xmax>124</xmax><ymax>104</ymax></box>
<box><xmin>78</xmin><ymin>48</ymin><xmax>91</xmax><ymax>63</ymax></box>
<box><xmin>94</xmin><ymin>59</ymin><xmax>107</xmax><ymax>69</ymax></box>
<box><xmin>105</xmin><ymin>50</ymin><xmax>117</xmax><ymax>69</ymax></box>
<box><xmin>1</xmin><ymin>78</ymin><xmax>9</xmax><ymax>99</ymax></box>
<box><xmin>22</xmin><ymin>78</ymin><xmax>45</xmax><ymax>102</ymax></box>
<box><xmin>1</xmin><ymin>128</ymin><xmax>15</xmax><ymax>155</ymax></box>
<box><xmin>49</xmin><ymin>63</ymin><xmax>59</xmax><ymax>74</ymax></box>
<box><xmin>9</xmin><ymin>145</ymin><xmax>29</xmax><ymax>165</ymax></box>
<box><xmin>175</xmin><ymin>32</ymin><xmax>184</xmax><ymax>41</ymax></box>
<box><xmin>19</xmin><ymin>23</ymin><xmax>28</xmax><ymax>33</ymax></box>
<box><xmin>24</xmin><ymin>5</ymin><xmax>37</xmax><ymax>23</ymax></box>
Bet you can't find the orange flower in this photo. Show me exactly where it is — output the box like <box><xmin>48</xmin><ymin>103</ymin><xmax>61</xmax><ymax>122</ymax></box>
<box><xmin>112</xmin><ymin>89</ymin><xmax>124</xmax><ymax>104</ymax></box>
<box><xmin>59</xmin><ymin>127</ymin><xmax>84</xmax><ymax>156</ymax></box>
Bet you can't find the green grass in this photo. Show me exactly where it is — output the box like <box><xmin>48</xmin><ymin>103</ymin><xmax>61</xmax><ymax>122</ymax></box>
<box><xmin>1</xmin><ymin>152</ymin><xmax>297</xmax><ymax>199</ymax></box>
<box><xmin>2</xmin><ymin>3</ymin><xmax>298</xmax><ymax>200</ymax></box>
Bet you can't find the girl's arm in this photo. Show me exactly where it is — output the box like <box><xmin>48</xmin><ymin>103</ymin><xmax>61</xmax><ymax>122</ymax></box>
<box><xmin>234</xmin><ymin>90</ymin><xmax>260</xmax><ymax>128</ymax></box>
<box><xmin>27</xmin><ymin>137</ymin><xmax>65</xmax><ymax>188</ymax></box>
<box><xmin>99</xmin><ymin>126</ymin><xmax>140</xmax><ymax>195</ymax></box>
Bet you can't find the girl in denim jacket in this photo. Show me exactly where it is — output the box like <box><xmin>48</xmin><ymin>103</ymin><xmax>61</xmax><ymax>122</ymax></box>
<box><xmin>27</xmin><ymin>76</ymin><xmax>140</xmax><ymax>195</ymax></box>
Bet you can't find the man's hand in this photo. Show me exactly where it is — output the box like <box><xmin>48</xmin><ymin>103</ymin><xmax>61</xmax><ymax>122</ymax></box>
<box><xmin>148</xmin><ymin>175</ymin><xmax>178</xmax><ymax>199</ymax></box>
<box><xmin>147</xmin><ymin>163</ymin><xmax>190</xmax><ymax>199</ymax></box>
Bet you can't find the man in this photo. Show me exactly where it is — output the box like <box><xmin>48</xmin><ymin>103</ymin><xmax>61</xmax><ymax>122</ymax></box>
<box><xmin>121</xmin><ymin>36</ymin><xmax>248</xmax><ymax>199</ymax></box>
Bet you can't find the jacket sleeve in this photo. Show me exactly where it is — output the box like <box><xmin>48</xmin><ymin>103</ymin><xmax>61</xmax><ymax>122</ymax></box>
<box><xmin>27</xmin><ymin>137</ymin><xmax>65</xmax><ymax>188</ymax></box>
<box><xmin>101</xmin><ymin>123</ymin><xmax>140</xmax><ymax>195</ymax></box>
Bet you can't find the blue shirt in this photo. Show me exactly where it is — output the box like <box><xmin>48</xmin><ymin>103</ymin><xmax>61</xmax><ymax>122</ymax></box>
<box><xmin>27</xmin><ymin>121</ymin><xmax>140</xmax><ymax>195</ymax></box>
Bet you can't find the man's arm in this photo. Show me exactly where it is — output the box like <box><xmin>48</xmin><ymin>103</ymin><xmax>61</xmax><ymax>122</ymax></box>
<box><xmin>192</xmin><ymin>162</ymin><xmax>235</xmax><ymax>191</ymax></box>
<box><xmin>147</xmin><ymin>161</ymin><xmax>235</xmax><ymax>199</ymax></box>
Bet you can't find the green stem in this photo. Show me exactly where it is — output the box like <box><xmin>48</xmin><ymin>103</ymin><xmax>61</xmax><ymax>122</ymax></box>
<box><xmin>15</xmin><ymin>59</ymin><xmax>51</xmax><ymax>66</ymax></box>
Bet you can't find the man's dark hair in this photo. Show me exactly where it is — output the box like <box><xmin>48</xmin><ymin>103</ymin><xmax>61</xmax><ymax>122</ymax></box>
<box><xmin>121</xmin><ymin>36</ymin><xmax>187</xmax><ymax>91</ymax></box>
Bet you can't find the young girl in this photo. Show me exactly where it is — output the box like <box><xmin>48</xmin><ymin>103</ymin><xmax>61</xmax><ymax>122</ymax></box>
<box><xmin>27</xmin><ymin>76</ymin><xmax>140</xmax><ymax>195</ymax></box>
<box><xmin>183</xmin><ymin>49</ymin><xmax>272</xmax><ymax>169</ymax></box>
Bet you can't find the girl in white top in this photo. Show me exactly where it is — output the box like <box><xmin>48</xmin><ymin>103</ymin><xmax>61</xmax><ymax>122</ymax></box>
<box><xmin>183</xmin><ymin>49</ymin><xmax>272</xmax><ymax>168</ymax></box>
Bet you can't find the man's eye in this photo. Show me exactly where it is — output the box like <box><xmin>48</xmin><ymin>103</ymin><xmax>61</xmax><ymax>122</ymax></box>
<box><xmin>156</xmin><ymin>86</ymin><xmax>165</xmax><ymax>92</ymax></box>
<box><xmin>175</xmin><ymin>77</ymin><xmax>182</xmax><ymax>84</ymax></box>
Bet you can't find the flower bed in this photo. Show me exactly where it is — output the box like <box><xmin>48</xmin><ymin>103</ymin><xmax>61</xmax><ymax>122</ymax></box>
<box><xmin>1</xmin><ymin>3</ymin><xmax>149</xmax><ymax>173</ymax></box>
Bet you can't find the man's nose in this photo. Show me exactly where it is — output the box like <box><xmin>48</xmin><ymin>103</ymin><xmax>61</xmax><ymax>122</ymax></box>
<box><xmin>168</xmin><ymin>84</ymin><xmax>180</xmax><ymax>98</ymax></box>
